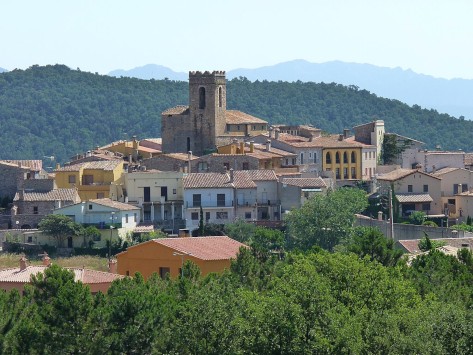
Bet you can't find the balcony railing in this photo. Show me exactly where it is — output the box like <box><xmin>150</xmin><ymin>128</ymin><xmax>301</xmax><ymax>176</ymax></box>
<box><xmin>186</xmin><ymin>201</ymin><xmax>234</xmax><ymax>208</ymax></box>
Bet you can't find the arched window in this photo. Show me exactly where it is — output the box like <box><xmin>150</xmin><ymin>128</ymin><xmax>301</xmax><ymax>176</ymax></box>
<box><xmin>335</xmin><ymin>152</ymin><xmax>340</xmax><ymax>164</ymax></box>
<box><xmin>326</xmin><ymin>152</ymin><xmax>331</xmax><ymax>164</ymax></box>
<box><xmin>343</xmin><ymin>152</ymin><xmax>348</xmax><ymax>164</ymax></box>
<box><xmin>218</xmin><ymin>86</ymin><xmax>223</xmax><ymax>107</ymax></box>
<box><xmin>199</xmin><ymin>87</ymin><xmax>206</xmax><ymax>109</ymax></box>
<box><xmin>351</xmin><ymin>152</ymin><xmax>356</xmax><ymax>163</ymax></box>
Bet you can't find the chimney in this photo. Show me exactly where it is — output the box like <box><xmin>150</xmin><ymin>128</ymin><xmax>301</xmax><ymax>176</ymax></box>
<box><xmin>188</xmin><ymin>151</ymin><xmax>193</xmax><ymax>172</ymax></box>
<box><xmin>229</xmin><ymin>168</ymin><xmax>234</xmax><ymax>183</ymax></box>
<box><xmin>19</xmin><ymin>256</ymin><xmax>27</xmax><ymax>271</ymax></box>
<box><xmin>42</xmin><ymin>253</ymin><xmax>51</xmax><ymax>267</ymax></box>
<box><xmin>378</xmin><ymin>211</ymin><xmax>383</xmax><ymax>221</ymax></box>
<box><xmin>56</xmin><ymin>163</ymin><xmax>60</xmax><ymax>170</ymax></box>
<box><xmin>338</xmin><ymin>134</ymin><xmax>344</xmax><ymax>141</ymax></box>
<box><xmin>265</xmin><ymin>140</ymin><xmax>271</xmax><ymax>152</ymax></box>
<box><xmin>249</xmin><ymin>141</ymin><xmax>254</xmax><ymax>153</ymax></box>
<box><xmin>275</xmin><ymin>128</ymin><xmax>280</xmax><ymax>140</ymax></box>
<box><xmin>269</xmin><ymin>126</ymin><xmax>274</xmax><ymax>138</ymax></box>
<box><xmin>432</xmin><ymin>165</ymin><xmax>436</xmax><ymax>173</ymax></box>
<box><xmin>108</xmin><ymin>259</ymin><xmax>117</xmax><ymax>274</ymax></box>
<box><xmin>343</xmin><ymin>129</ymin><xmax>350</xmax><ymax>138</ymax></box>
<box><xmin>179</xmin><ymin>229</ymin><xmax>190</xmax><ymax>238</ymax></box>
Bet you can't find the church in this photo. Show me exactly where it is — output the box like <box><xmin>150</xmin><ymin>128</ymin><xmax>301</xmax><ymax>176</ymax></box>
<box><xmin>161</xmin><ymin>71</ymin><xmax>268</xmax><ymax>156</ymax></box>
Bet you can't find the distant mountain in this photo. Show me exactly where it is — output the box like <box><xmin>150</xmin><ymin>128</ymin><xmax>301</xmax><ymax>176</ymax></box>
<box><xmin>0</xmin><ymin>67</ymin><xmax>7</xmax><ymax>73</ymax></box>
<box><xmin>108</xmin><ymin>64</ymin><xmax>187</xmax><ymax>81</ymax></box>
<box><xmin>227</xmin><ymin>60</ymin><xmax>473</xmax><ymax>120</ymax></box>
<box><xmin>110</xmin><ymin>60</ymin><xmax>473</xmax><ymax>120</ymax></box>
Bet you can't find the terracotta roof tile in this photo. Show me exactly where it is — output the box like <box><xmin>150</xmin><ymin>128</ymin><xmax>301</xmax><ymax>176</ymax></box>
<box><xmin>395</xmin><ymin>193</ymin><xmax>433</xmax><ymax>203</ymax></box>
<box><xmin>89</xmin><ymin>198</ymin><xmax>141</xmax><ymax>211</ymax></box>
<box><xmin>465</xmin><ymin>153</ymin><xmax>473</xmax><ymax>166</ymax></box>
<box><xmin>154</xmin><ymin>236</ymin><xmax>247</xmax><ymax>260</ymax></box>
<box><xmin>282</xmin><ymin>177</ymin><xmax>327</xmax><ymax>188</ymax></box>
<box><xmin>276</xmin><ymin>133</ymin><xmax>367</xmax><ymax>148</ymax></box>
<box><xmin>162</xmin><ymin>105</ymin><xmax>189</xmax><ymax>115</ymax></box>
<box><xmin>431</xmin><ymin>167</ymin><xmax>461</xmax><ymax>176</ymax></box>
<box><xmin>0</xmin><ymin>266</ymin><xmax>123</xmax><ymax>284</ymax></box>
<box><xmin>235</xmin><ymin>169</ymin><xmax>278</xmax><ymax>181</ymax></box>
<box><xmin>183</xmin><ymin>173</ymin><xmax>233</xmax><ymax>189</ymax></box>
<box><xmin>378</xmin><ymin>169</ymin><xmax>441</xmax><ymax>182</ymax></box>
<box><xmin>13</xmin><ymin>188</ymin><xmax>79</xmax><ymax>202</ymax></box>
<box><xmin>225</xmin><ymin>110</ymin><xmax>267</xmax><ymax>124</ymax></box>
<box><xmin>55</xmin><ymin>160</ymin><xmax>123</xmax><ymax>172</ymax></box>
<box><xmin>0</xmin><ymin>160</ymin><xmax>43</xmax><ymax>171</ymax></box>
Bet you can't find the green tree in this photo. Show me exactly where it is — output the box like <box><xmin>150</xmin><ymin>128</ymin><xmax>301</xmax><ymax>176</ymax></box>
<box><xmin>285</xmin><ymin>188</ymin><xmax>368</xmax><ymax>251</ymax></box>
<box><xmin>198</xmin><ymin>206</ymin><xmax>205</xmax><ymax>236</ymax></box>
<box><xmin>223</xmin><ymin>218</ymin><xmax>256</xmax><ymax>243</ymax></box>
<box><xmin>38</xmin><ymin>214</ymin><xmax>83</xmax><ymax>247</ymax></box>
<box><xmin>409</xmin><ymin>211</ymin><xmax>427</xmax><ymax>225</ymax></box>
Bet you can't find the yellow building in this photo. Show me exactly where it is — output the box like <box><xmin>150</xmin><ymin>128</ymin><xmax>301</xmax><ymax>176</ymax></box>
<box><xmin>54</xmin><ymin>160</ymin><xmax>124</xmax><ymax>200</ymax></box>
<box><xmin>319</xmin><ymin>137</ymin><xmax>363</xmax><ymax>180</ymax></box>
<box><xmin>101</xmin><ymin>137</ymin><xmax>161</xmax><ymax>161</ymax></box>
<box><xmin>117</xmin><ymin>236</ymin><xmax>246</xmax><ymax>279</ymax></box>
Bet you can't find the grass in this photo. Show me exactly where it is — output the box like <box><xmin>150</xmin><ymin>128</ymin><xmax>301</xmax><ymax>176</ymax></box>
<box><xmin>0</xmin><ymin>253</ymin><xmax>110</xmax><ymax>272</ymax></box>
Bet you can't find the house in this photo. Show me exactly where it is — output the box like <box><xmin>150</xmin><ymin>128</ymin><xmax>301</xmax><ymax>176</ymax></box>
<box><xmin>161</xmin><ymin>71</ymin><xmax>268</xmax><ymax>156</ymax></box>
<box><xmin>116</xmin><ymin>236</ymin><xmax>246</xmax><ymax>278</ymax></box>
<box><xmin>431</xmin><ymin>167</ymin><xmax>473</xmax><ymax>219</ymax></box>
<box><xmin>233</xmin><ymin>170</ymin><xmax>280</xmax><ymax>222</ymax></box>
<box><xmin>53</xmin><ymin>198</ymin><xmax>141</xmax><ymax>248</ymax></box>
<box><xmin>11</xmin><ymin>187</ymin><xmax>80</xmax><ymax>229</ymax></box>
<box><xmin>0</xmin><ymin>256</ymin><xmax>123</xmax><ymax>294</ymax></box>
<box><xmin>456</xmin><ymin>191</ymin><xmax>473</xmax><ymax>222</ymax></box>
<box><xmin>377</xmin><ymin>168</ymin><xmax>442</xmax><ymax>217</ymax></box>
<box><xmin>465</xmin><ymin>153</ymin><xmax>473</xmax><ymax>171</ymax></box>
<box><xmin>142</xmin><ymin>152</ymin><xmax>198</xmax><ymax>172</ymax></box>
<box><xmin>124</xmin><ymin>170</ymin><xmax>185</xmax><ymax>232</ymax></box>
<box><xmin>99</xmin><ymin>136</ymin><xmax>161</xmax><ymax>162</ymax></box>
<box><xmin>381</xmin><ymin>133</ymin><xmax>425</xmax><ymax>167</ymax></box>
<box><xmin>279</xmin><ymin>177</ymin><xmax>328</xmax><ymax>211</ymax></box>
<box><xmin>54</xmin><ymin>160</ymin><xmax>124</xmax><ymax>201</ymax></box>
<box><xmin>0</xmin><ymin>160</ymin><xmax>44</xmax><ymax>199</ymax></box>
<box><xmin>183</xmin><ymin>172</ymin><xmax>235</xmax><ymax>231</ymax></box>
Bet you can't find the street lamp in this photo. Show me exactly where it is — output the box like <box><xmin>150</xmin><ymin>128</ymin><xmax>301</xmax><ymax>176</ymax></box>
<box><xmin>109</xmin><ymin>212</ymin><xmax>117</xmax><ymax>259</ymax></box>
<box><xmin>173</xmin><ymin>251</ymin><xmax>192</xmax><ymax>278</ymax></box>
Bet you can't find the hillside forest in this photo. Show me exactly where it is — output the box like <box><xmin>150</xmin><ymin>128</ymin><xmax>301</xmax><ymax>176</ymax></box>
<box><xmin>0</xmin><ymin>65</ymin><xmax>472</xmax><ymax>164</ymax></box>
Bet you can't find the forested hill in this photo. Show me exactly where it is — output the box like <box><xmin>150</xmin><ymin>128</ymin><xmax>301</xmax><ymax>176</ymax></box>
<box><xmin>0</xmin><ymin>65</ymin><xmax>472</xmax><ymax>164</ymax></box>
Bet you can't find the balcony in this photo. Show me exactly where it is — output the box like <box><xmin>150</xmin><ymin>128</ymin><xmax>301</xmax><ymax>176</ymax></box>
<box><xmin>186</xmin><ymin>201</ymin><xmax>234</xmax><ymax>208</ymax></box>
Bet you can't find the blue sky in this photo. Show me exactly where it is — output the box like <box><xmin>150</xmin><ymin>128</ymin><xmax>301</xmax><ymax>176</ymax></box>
<box><xmin>2</xmin><ymin>0</ymin><xmax>473</xmax><ymax>79</ymax></box>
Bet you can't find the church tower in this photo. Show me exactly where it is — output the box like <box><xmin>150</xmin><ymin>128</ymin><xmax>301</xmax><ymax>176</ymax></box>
<box><xmin>188</xmin><ymin>71</ymin><xmax>227</xmax><ymax>155</ymax></box>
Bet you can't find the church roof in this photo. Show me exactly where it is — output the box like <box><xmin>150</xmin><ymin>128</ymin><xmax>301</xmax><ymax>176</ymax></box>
<box><xmin>225</xmin><ymin>110</ymin><xmax>267</xmax><ymax>124</ymax></box>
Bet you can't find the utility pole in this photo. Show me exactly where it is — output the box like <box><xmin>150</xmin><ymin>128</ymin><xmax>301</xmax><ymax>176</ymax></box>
<box><xmin>389</xmin><ymin>187</ymin><xmax>394</xmax><ymax>240</ymax></box>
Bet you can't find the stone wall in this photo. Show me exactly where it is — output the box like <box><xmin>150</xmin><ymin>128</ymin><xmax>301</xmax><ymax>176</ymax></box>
<box><xmin>0</xmin><ymin>164</ymin><xmax>27</xmax><ymax>198</ymax></box>
<box><xmin>12</xmin><ymin>200</ymin><xmax>55</xmax><ymax>228</ymax></box>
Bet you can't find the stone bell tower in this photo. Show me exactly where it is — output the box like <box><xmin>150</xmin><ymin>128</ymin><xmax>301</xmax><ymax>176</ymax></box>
<box><xmin>188</xmin><ymin>71</ymin><xmax>227</xmax><ymax>155</ymax></box>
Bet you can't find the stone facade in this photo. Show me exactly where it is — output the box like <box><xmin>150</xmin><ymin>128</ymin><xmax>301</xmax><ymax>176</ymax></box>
<box><xmin>0</xmin><ymin>162</ymin><xmax>33</xmax><ymax>199</ymax></box>
<box><xmin>194</xmin><ymin>154</ymin><xmax>260</xmax><ymax>173</ymax></box>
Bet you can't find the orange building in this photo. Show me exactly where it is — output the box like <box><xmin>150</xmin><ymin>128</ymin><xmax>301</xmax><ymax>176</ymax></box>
<box><xmin>116</xmin><ymin>236</ymin><xmax>247</xmax><ymax>279</ymax></box>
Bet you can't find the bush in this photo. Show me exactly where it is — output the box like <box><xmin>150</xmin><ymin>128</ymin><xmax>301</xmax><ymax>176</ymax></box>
<box><xmin>423</xmin><ymin>221</ymin><xmax>438</xmax><ymax>227</ymax></box>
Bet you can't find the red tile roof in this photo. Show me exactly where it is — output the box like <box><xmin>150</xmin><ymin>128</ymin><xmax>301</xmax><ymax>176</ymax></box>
<box><xmin>55</xmin><ymin>160</ymin><xmax>123</xmax><ymax>172</ymax></box>
<box><xmin>154</xmin><ymin>236</ymin><xmax>247</xmax><ymax>260</ymax></box>
<box><xmin>377</xmin><ymin>169</ymin><xmax>441</xmax><ymax>182</ymax></box>
<box><xmin>183</xmin><ymin>172</ymin><xmax>233</xmax><ymax>189</ymax></box>
<box><xmin>0</xmin><ymin>160</ymin><xmax>43</xmax><ymax>171</ymax></box>
<box><xmin>225</xmin><ymin>110</ymin><xmax>267</xmax><ymax>124</ymax></box>
<box><xmin>0</xmin><ymin>266</ymin><xmax>124</xmax><ymax>284</ymax></box>
<box><xmin>282</xmin><ymin>177</ymin><xmax>327</xmax><ymax>188</ymax></box>
<box><xmin>89</xmin><ymin>198</ymin><xmax>141</xmax><ymax>211</ymax></box>
<box><xmin>13</xmin><ymin>188</ymin><xmax>80</xmax><ymax>202</ymax></box>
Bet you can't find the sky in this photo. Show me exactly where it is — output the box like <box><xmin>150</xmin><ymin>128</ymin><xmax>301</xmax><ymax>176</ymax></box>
<box><xmin>2</xmin><ymin>0</ymin><xmax>473</xmax><ymax>79</ymax></box>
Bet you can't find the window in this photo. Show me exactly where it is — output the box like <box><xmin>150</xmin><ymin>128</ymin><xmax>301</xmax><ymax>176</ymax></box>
<box><xmin>343</xmin><ymin>152</ymin><xmax>348</xmax><ymax>164</ymax></box>
<box><xmin>144</xmin><ymin>187</ymin><xmax>151</xmax><ymax>202</ymax></box>
<box><xmin>82</xmin><ymin>175</ymin><xmax>94</xmax><ymax>185</ymax></box>
<box><xmin>313</xmin><ymin>153</ymin><xmax>317</xmax><ymax>163</ymax></box>
<box><xmin>300</xmin><ymin>153</ymin><xmax>304</xmax><ymax>164</ymax></box>
<box><xmin>454</xmin><ymin>184</ymin><xmax>468</xmax><ymax>194</ymax></box>
<box><xmin>237</xmin><ymin>125</ymin><xmax>240</xmax><ymax>131</ymax></box>
<box><xmin>408</xmin><ymin>185</ymin><xmax>413</xmax><ymax>192</ymax></box>
<box><xmin>223</xmin><ymin>162</ymin><xmax>230</xmax><ymax>170</ymax></box>
<box><xmin>125</xmin><ymin>214</ymin><xmax>129</xmax><ymax>223</ymax></box>
<box><xmin>422</xmin><ymin>203</ymin><xmax>431</xmax><ymax>211</ymax></box>
<box><xmin>326</xmin><ymin>152</ymin><xmax>331</xmax><ymax>164</ymax></box>
<box><xmin>173</xmin><ymin>188</ymin><xmax>177</xmax><ymax>194</ymax></box>
<box><xmin>292</xmin><ymin>158</ymin><xmax>296</xmax><ymax>165</ymax></box>
<box><xmin>27</xmin><ymin>236</ymin><xmax>33</xmax><ymax>243</ymax></box>
<box><xmin>199</xmin><ymin>87</ymin><xmax>206</xmax><ymax>109</ymax></box>
<box><xmin>253</xmin><ymin>125</ymin><xmax>256</xmax><ymax>130</ymax></box>
<box><xmin>242</xmin><ymin>162</ymin><xmax>249</xmax><ymax>170</ymax></box>
<box><xmin>336</xmin><ymin>168</ymin><xmax>340</xmax><ymax>179</ymax></box>
<box><xmin>351</xmin><ymin>152</ymin><xmax>356</xmax><ymax>163</ymax></box>
<box><xmin>187</xmin><ymin>137</ymin><xmax>191</xmax><ymax>152</ymax></box>
<box><xmin>159</xmin><ymin>267</ymin><xmax>170</xmax><ymax>279</ymax></box>
<box><xmin>285</xmin><ymin>159</ymin><xmax>289</xmax><ymax>165</ymax></box>
<box><xmin>97</xmin><ymin>192</ymin><xmax>104</xmax><ymax>198</ymax></box>
<box><xmin>261</xmin><ymin>125</ymin><xmax>264</xmax><ymax>130</ymax></box>
<box><xmin>192</xmin><ymin>194</ymin><xmax>201</xmax><ymax>207</ymax></box>
<box><xmin>33</xmin><ymin>206</ymin><xmax>38</xmax><ymax>215</ymax></box>
<box><xmin>198</xmin><ymin>162</ymin><xmax>208</xmax><ymax>172</ymax></box>
<box><xmin>205</xmin><ymin>212</ymin><xmax>210</xmax><ymax>221</ymax></box>
<box><xmin>218</xmin><ymin>86</ymin><xmax>223</xmax><ymax>107</ymax></box>
<box><xmin>216</xmin><ymin>212</ymin><xmax>228</xmax><ymax>219</ymax></box>
<box><xmin>191</xmin><ymin>212</ymin><xmax>199</xmax><ymax>220</ymax></box>
<box><xmin>245</xmin><ymin>212</ymin><xmax>252</xmax><ymax>219</ymax></box>
<box><xmin>68</xmin><ymin>175</ymin><xmax>76</xmax><ymax>183</ymax></box>
<box><xmin>217</xmin><ymin>194</ymin><xmax>226</xmax><ymax>207</ymax></box>
<box><xmin>351</xmin><ymin>167</ymin><xmax>356</xmax><ymax>179</ymax></box>
<box><xmin>88</xmin><ymin>204</ymin><xmax>93</xmax><ymax>210</ymax></box>
<box><xmin>423</xmin><ymin>184</ymin><xmax>428</xmax><ymax>192</ymax></box>
<box><xmin>335</xmin><ymin>152</ymin><xmax>340</xmax><ymax>164</ymax></box>
<box><xmin>343</xmin><ymin>167</ymin><xmax>348</xmax><ymax>179</ymax></box>
<box><xmin>134</xmin><ymin>213</ymin><xmax>137</xmax><ymax>222</ymax></box>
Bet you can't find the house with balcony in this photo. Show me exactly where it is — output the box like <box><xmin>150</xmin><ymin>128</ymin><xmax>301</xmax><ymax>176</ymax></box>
<box><xmin>53</xmin><ymin>198</ymin><xmax>140</xmax><ymax>248</ymax></box>
<box><xmin>183</xmin><ymin>172</ymin><xmax>235</xmax><ymax>231</ymax></box>
<box><xmin>432</xmin><ymin>167</ymin><xmax>473</xmax><ymax>219</ymax></box>
<box><xmin>233</xmin><ymin>170</ymin><xmax>280</xmax><ymax>222</ymax></box>
<box><xmin>279</xmin><ymin>177</ymin><xmax>328</xmax><ymax>212</ymax></box>
<box><xmin>54</xmin><ymin>160</ymin><xmax>124</xmax><ymax>201</ymax></box>
<box><xmin>377</xmin><ymin>168</ymin><xmax>442</xmax><ymax>218</ymax></box>
<box><xmin>124</xmin><ymin>170</ymin><xmax>185</xmax><ymax>232</ymax></box>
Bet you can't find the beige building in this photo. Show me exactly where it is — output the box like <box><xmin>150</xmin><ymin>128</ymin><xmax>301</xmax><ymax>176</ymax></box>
<box><xmin>432</xmin><ymin>167</ymin><xmax>473</xmax><ymax>218</ymax></box>
<box><xmin>377</xmin><ymin>168</ymin><xmax>442</xmax><ymax>217</ymax></box>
